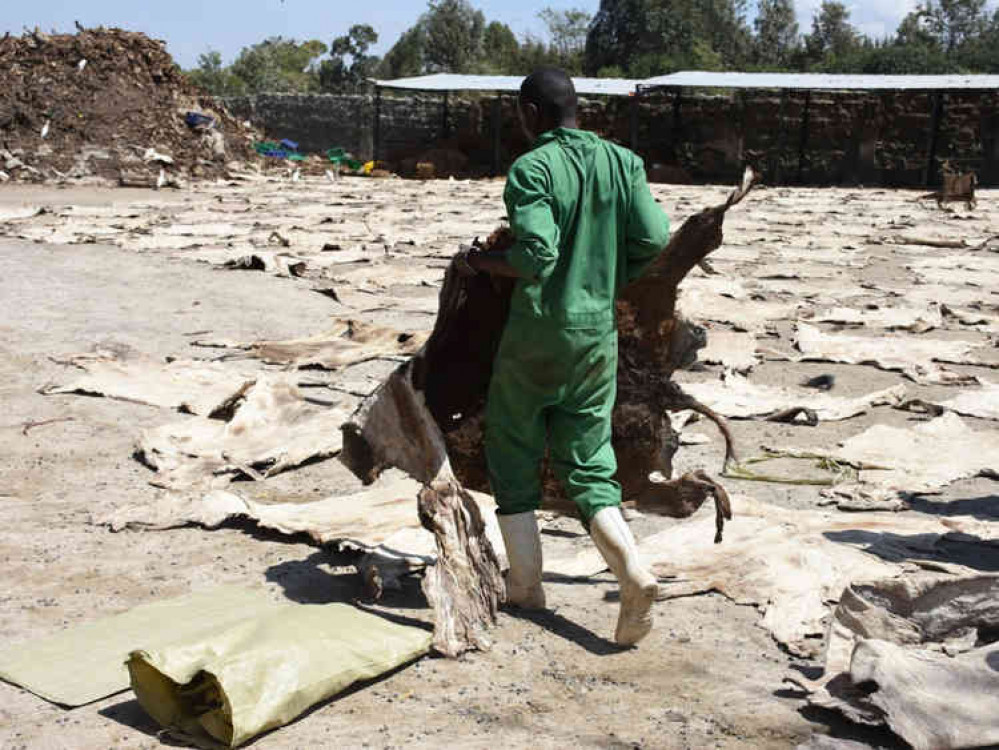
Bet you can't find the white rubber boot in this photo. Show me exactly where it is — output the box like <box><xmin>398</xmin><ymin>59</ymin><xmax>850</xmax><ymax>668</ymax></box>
<box><xmin>497</xmin><ymin>511</ymin><xmax>546</xmax><ymax>609</ymax></box>
<box><xmin>590</xmin><ymin>506</ymin><xmax>658</xmax><ymax>646</ymax></box>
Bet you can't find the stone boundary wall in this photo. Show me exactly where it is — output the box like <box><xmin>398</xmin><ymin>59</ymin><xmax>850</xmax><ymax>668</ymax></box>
<box><xmin>221</xmin><ymin>90</ymin><xmax>999</xmax><ymax>187</ymax></box>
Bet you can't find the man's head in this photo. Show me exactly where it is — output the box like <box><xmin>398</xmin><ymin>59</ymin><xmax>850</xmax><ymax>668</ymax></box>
<box><xmin>518</xmin><ymin>67</ymin><xmax>577</xmax><ymax>140</ymax></box>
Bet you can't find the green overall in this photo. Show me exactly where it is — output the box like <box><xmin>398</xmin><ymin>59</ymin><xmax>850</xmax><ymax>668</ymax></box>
<box><xmin>485</xmin><ymin>128</ymin><xmax>670</xmax><ymax>521</ymax></box>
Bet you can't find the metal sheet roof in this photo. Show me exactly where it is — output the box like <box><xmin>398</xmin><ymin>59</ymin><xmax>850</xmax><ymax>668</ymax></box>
<box><xmin>373</xmin><ymin>74</ymin><xmax>638</xmax><ymax>96</ymax></box>
<box><xmin>639</xmin><ymin>71</ymin><xmax>999</xmax><ymax>91</ymax></box>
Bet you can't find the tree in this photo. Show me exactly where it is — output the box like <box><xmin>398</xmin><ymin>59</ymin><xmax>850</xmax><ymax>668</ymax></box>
<box><xmin>424</xmin><ymin>0</ymin><xmax>486</xmax><ymax>72</ymax></box>
<box><xmin>753</xmin><ymin>0</ymin><xmax>800</xmax><ymax>68</ymax></box>
<box><xmin>900</xmin><ymin>0</ymin><xmax>987</xmax><ymax>53</ymax></box>
<box><xmin>229</xmin><ymin>37</ymin><xmax>327</xmax><ymax>93</ymax></box>
<box><xmin>480</xmin><ymin>21</ymin><xmax>522</xmax><ymax>73</ymax></box>
<box><xmin>320</xmin><ymin>24</ymin><xmax>380</xmax><ymax>91</ymax></box>
<box><xmin>803</xmin><ymin>1</ymin><xmax>861</xmax><ymax>67</ymax></box>
<box><xmin>186</xmin><ymin>50</ymin><xmax>246</xmax><ymax>95</ymax></box>
<box><xmin>584</xmin><ymin>0</ymin><xmax>750</xmax><ymax>76</ymax></box>
<box><xmin>378</xmin><ymin>24</ymin><xmax>427</xmax><ymax>78</ymax></box>
<box><xmin>538</xmin><ymin>7</ymin><xmax>592</xmax><ymax>72</ymax></box>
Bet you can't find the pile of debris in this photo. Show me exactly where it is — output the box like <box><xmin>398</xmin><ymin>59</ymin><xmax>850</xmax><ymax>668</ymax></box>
<box><xmin>0</xmin><ymin>26</ymin><xmax>256</xmax><ymax>184</ymax></box>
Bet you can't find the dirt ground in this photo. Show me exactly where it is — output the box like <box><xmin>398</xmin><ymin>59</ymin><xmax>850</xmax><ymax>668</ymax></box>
<box><xmin>0</xmin><ymin>176</ymin><xmax>996</xmax><ymax>750</ymax></box>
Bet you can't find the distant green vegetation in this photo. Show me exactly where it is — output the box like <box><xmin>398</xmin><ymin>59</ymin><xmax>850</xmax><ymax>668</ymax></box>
<box><xmin>185</xmin><ymin>0</ymin><xmax>999</xmax><ymax>94</ymax></box>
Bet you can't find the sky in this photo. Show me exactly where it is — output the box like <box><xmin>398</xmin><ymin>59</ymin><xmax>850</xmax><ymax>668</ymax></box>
<box><xmin>1</xmin><ymin>1</ymin><xmax>928</xmax><ymax>70</ymax></box>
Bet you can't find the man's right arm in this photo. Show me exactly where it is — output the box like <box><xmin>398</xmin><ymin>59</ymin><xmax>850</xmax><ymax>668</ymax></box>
<box><xmin>623</xmin><ymin>156</ymin><xmax>670</xmax><ymax>284</ymax></box>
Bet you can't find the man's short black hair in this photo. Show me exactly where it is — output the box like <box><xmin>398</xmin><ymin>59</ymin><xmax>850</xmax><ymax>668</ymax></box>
<box><xmin>520</xmin><ymin>67</ymin><xmax>577</xmax><ymax>123</ymax></box>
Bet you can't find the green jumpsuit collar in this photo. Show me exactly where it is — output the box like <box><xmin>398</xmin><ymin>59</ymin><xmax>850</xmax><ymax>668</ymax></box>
<box><xmin>532</xmin><ymin>127</ymin><xmax>598</xmax><ymax>149</ymax></box>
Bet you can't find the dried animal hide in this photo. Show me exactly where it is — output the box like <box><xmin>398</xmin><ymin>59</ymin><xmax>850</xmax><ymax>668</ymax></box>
<box><xmin>930</xmin><ymin>380</ymin><xmax>999</xmax><ymax>421</ymax></box>
<box><xmin>809</xmin><ymin>305</ymin><xmax>942</xmax><ymax>332</ymax></box>
<box><xmin>697</xmin><ymin>330</ymin><xmax>758</xmax><ymax>372</ymax></box>
<box><xmin>800</xmin><ymin>574</ymin><xmax>999</xmax><ymax>750</ymax></box>
<box><xmin>643</xmin><ymin>496</ymin><xmax>994</xmax><ymax>657</ymax></box>
<box><xmin>41</xmin><ymin>349</ymin><xmax>255</xmax><ymax>417</ymax></box>
<box><xmin>833</xmin><ymin>412</ymin><xmax>999</xmax><ymax>493</ymax></box>
<box><xmin>201</xmin><ymin>319</ymin><xmax>429</xmax><ymax>370</ymax></box>
<box><xmin>791</xmin><ymin>322</ymin><xmax>981</xmax><ymax>385</ymax></box>
<box><xmin>339</xmin><ymin>170</ymin><xmax>756</xmax><ymax>656</ymax></box>
<box><xmin>919</xmin><ymin>170</ymin><xmax>978</xmax><ymax>210</ymax></box>
<box><xmin>135</xmin><ymin>375</ymin><xmax>350</xmax><ymax>489</ymax></box>
<box><xmin>681</xmin><ymin>373</ymin><xmax>906</xmax><ymax>422</ymax></box>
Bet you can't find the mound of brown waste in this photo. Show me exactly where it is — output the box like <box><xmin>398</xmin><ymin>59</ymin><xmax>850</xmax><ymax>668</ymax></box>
<box><xmin>0</xmin><ymin>26</ymin><xmax>255</xmax><ymax>183</ymax></box>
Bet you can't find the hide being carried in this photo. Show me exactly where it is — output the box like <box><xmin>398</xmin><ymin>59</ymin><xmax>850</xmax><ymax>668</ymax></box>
<box><xmin>340</xmin><ymin>168</ymin><xmax>755</xmax><ymax>657</ymax></box>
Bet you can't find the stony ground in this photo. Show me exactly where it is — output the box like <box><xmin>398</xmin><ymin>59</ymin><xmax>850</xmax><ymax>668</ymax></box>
<box><xmin>0</xmin><ymin>175</ymin><xmax>996</xmax><ymax>750</ymax></box>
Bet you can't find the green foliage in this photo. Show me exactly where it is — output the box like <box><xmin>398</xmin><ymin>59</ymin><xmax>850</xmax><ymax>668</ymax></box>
<box><xmin>538</xmin><ymin>8</ymin><xmax>591</xmax><ymax>73</ymax></box>
<box><xmin>753</xmin><ymin>0</ymin><xmax>800</xmax><ymax>68</ymax></box>
<box><xmin>185</xmin><ymin>50</ymin><xmax>247</xmax><ymax>95</ymax></box>
<box><xmin>378</xmin><ymin>24</ymin><xmax>428</xmax><ymax>78</ymax></box>
<box><xmin>228</xmin><ymin>37</ymin><xmax>327</xmax><ymax>93</ymax></box>
<box><xmin>584</xmin><ymin>0</ymin><xmax>751</xmax><ymax>76</ymax></box>
<box><xmin>319</xmin><ymin>24</ymin><xmax>380</xmax><ymax>91</ymax></box>
<box><xmin>803</xmin><ymin>2</ymin><xmax>862</xmax><ymax>68</ymax></box>
<box><xmin>424</xmin><ymin>0</ymin><xmax>486</xmax><ymax>72</ymax></box>
<box><xmin>191</xmin><ymin>0</ymin><xmax>999</xmax><ymax>94</ymax></box>
<box><xmin>480</xmin><ymin>21</ymin><xmax>522</xmax><ymax>73</ymax></box>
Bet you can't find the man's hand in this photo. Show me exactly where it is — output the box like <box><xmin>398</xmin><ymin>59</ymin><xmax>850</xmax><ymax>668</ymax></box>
<box><xmin>453</xmin><ymin>244</ymin><xmax>479</xmax><ymax>278</ymax></box>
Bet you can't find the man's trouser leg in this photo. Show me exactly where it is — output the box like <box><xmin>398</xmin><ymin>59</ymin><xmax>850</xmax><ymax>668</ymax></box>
<box><xmin>485</xmin><ymin>321</ymin><xmax>551</xmax><ymax>608</ymax></box>
<box><xmin>547</xmin><ymin>327</ymin><xmax>658</xmax><ymax>647</ymax></box>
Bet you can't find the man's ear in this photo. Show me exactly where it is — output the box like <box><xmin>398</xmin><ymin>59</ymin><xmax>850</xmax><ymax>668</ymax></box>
<box><xmin>523</xmin><ymin>102</ymin><xmax>540</xmax><ymax>126</ymax></box>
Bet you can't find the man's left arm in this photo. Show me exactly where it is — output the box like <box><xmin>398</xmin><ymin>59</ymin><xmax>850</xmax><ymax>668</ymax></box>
<box><xmin>466</xmin><ymin>161</ymin><xmax>559</xmax><ymax>280</ymax></box>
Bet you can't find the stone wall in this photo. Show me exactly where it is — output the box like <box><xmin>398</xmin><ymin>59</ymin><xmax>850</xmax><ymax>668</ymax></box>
<box><xmin>219</xmin><ymin>89</ymin><xmax>999</xmax><ymax>186</ymax></box>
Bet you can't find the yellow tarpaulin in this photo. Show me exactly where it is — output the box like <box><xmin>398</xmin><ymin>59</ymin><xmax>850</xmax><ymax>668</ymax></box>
<box><xmin>128</xmin><ymin>603</ymin><xmax>432</xmax><ymax>747</ymax></box>
<box><xmin>0</xmin><ymin>587</ymin><xmax>281</xmax><ymax>706</ymax></box>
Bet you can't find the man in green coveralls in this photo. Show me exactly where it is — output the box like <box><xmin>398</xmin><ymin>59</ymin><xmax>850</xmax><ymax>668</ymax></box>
<box><xmin>460</xmin><ymin>68</ymin><xmax>671</xmax><ymax>647</ymax></box>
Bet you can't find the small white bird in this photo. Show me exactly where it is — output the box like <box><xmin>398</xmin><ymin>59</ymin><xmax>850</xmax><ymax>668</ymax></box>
<box><xmin>291</xmin><ymin>168</ymin><xmax>301</xmax><ymax>183</ymax></box>
<box><xmin>77</xmin><ymin>59</ymin><xmax>87</xmax><ymax>72</ymax></box>
<box><xmin>40</xmin><ymin>120</ymin><xmax>50</xmax><ymax>139</ymax></box>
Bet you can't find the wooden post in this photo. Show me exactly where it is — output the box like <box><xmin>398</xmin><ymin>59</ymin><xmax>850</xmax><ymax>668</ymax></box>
<box><xmin>629</xmin><ymin>94</ymin><xmax>640</xmax><ymax>152</ymax></box>
<box><xmin>441</xmin><ymin>91</ymin><xmax>450</xmax><ymax>140</ymax></box>
<box><xmin>773</xmin><ymin>90</ymin><xmax>789</xmax><ymax>184</ymax></box>
<box><xmin>671</xmin><ymin>89</ymin><xmax>683</xmax><ymax>163</ymax></box>
<box><xmin>491</xmin><ymin>96</ymin><xmax>502</xmax><ymax>176</ymax></box>
<box><xmin>797</xmin><ymin>90</ymin><xmax>811</xmax><ymax>184</ymax></box>
<box><xmin>925</xmin><ymin>91</ymin><xmax>945</xmax><ymax>187</ymax></box>
<box><xmin>373</xmin><ymin>87</ymin><xmax>382</xmax><ymax>163</ymax></box>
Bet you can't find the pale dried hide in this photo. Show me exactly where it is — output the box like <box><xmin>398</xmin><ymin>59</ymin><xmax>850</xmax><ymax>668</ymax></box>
<box><xmin>41</xmin><ymin>350</ymin><xmax>255</xmax><ymax>417</ymax></box>
<box><xmin>801</xmin><ymin>574</ymin><xmax>999</xmax><ymax>750</ymax></box>
<box><xmin>680</xmin><ymin>373</ymin><xmax>906</xmax><ymax>422</ymax></box>
<box><xmin>182</xmin><ymin>248</ymin><xmax>308</xmax><ymax>277</ymax></box>
<box><xmin>935</xmin><ymin>380</ymin><xmax>999</xmax><ymax>420</ymax></box>
<box><xmin>640</xmin><ymin>496</ymin><xmax>993</xmax><ymax>657</ymax></box>
<box><xmin>697</xmin><ymin>330</ymin><xmax>758</xmax><ymax>372</ymax></box>
<box><xmin>245</xmin><ymin>319</ymin><xmax>428</xmax><ymax>370</ymax></box>
<box><xmin>679</xmin><ymin>283</ymin><xmax>801</xmax><ymax>333</ymax></box>
<box><xmin>791</xmin><ymin>322</ymin><xmax>981</xmax><ymax>384</ymax></box>
<box><xmin>135</xmin><ymin>376</ymin><xmax>350</xmax><ymax>489</ymax></box>
<box><xmin>834</xmin><ymin>412</ymin><xmax>999</xmax><ymax>492</ymax></box>
<box><xmin>809</xmin><ymin>305</ymin><xmax>943</xmax><ymax>332</ymax></box>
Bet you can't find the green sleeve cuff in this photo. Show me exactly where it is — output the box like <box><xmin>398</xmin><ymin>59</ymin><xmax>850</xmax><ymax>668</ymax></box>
<box><xmin>506</xmin><ymin>240</ymin><xmax>556</xmax><ymax>282</ymax></box>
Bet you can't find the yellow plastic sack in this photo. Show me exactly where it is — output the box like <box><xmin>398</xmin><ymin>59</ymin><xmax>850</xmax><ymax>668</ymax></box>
<box><xmin>128</xmin><ymin>603</ymin><xmax>431</xmax><ymax>747</ymax></box>
<box><xmin>0</xmin><ymin>587</ymin><xmax>281</xmax><ymax>706</ymax></box>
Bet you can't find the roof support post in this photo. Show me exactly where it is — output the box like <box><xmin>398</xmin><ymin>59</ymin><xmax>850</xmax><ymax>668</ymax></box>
<box><xmin>925</xmin><ymin>90</ymin><xmax>945</xmax><ymax>187</ymax></box>
<box><xmin>373</xmin><ymin>87</ymin><xmax>382</xmax><ymax>163</ymax></box>
<box><xmin>441</xmin><ymin>91</ymin><xmax>450</xmax><ymax>140</ymax></box>
<box><xmin>981</xmin><ymin>93</ymin><xmax>999</xmax><ymax>187</ymax></box>
<box><xmin>629</xmin><ymin>94</ymin><xmax>640</xmax><ymax>152</ymax></box>
<box><xmin>797</xmin><ymin>90</ymin><xmax>811</xmax><ymax>184</ymax></box>
<box><xmin>671</xmin><ymin>89</ymin><xmax>683</xmax><ymax>163</ymax></box>
<box><xmin>491</xmin><ymin>96</ymin><xmax>502</xmax><ymax>177</ymax></box>
<box><xmin>773</xmin><ymin>89</ymin><xmax>789</xmax><ymax>184</ymax></box>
